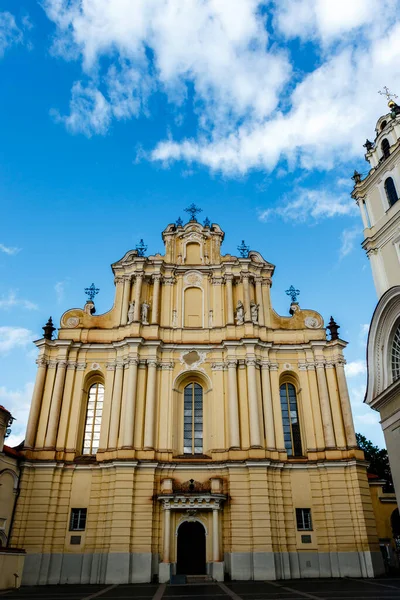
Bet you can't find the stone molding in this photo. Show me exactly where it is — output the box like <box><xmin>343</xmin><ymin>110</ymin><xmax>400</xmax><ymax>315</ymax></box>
<box><xmin>157</xmin><ymin>493</ymin><xmax>226</xmax><ymax>511</ymax></box>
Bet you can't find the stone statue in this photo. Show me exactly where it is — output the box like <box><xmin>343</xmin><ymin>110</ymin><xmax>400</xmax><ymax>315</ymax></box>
<box><xmin>250</xmin><ymin>301</ymin><xmax>259</xmax><ymax>324</ymax></box>
<box><xmin>235</xmin><ymin>300</ymin><xmax>245</xmax><ymax>325</ymax></box>
<box><xmin>208</xmin><ymin>309</ymin><xmax>213</xmax><ymax>328</ymax></box>
<box><xmin>172</xmin><ymin>309</ymin><xmax>177</xmax><ymax>328</ymax></box>
<box><xmin>127</xmin><ymin>301</ymin><xmax>135</xmax><ymax>324</ymax></box>
<box><xmin>141</xmin><ymin>301</ymin><xmax>150</xmax><ymax>325</ymax></box>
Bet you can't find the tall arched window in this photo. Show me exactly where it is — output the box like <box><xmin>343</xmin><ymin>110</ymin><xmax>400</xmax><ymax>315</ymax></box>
<box><xmin>381</xmin><ymin>138</ymin><xmax>390</xmax><ymax>159</ymax></box>
<box><xmin>384</xmin><ymin>177</ymin><xmax>398</xmax><ymax>207</ymax></box>
<box><xmin>183</xmin><ymin>383</ymin><xmax>203</xmax><ymax>454</ymax></box>
<box><xmin>82</xmin><ymin>383</ymin><xmax>104</xmax><ymax>455</ymax></box>
<box><xmin>391</xmin><ymin>323</ymin><xmax>400</xmax><ymax>382</ymax></box>
<box><xmin>280</xmin><ymin>383</ymin><xmax>302</xmax><ymax>457</ymax></box>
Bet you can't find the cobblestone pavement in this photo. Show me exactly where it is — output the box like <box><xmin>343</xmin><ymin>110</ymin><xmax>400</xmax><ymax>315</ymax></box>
<box><xmin>1</xmin><ymin>578</ymin><xmax>400</xmax><ymax>600</ymax></box>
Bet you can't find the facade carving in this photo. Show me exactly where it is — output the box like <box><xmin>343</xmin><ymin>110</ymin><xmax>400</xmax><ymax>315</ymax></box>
<box><xmin>13</xmin><ymin>215</ymin><xmax>385</xmax><ymax>585</ymax></box>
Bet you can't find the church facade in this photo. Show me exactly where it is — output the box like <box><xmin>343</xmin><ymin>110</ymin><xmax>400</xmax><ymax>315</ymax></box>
<box><xmin>12</xmin><ymin>213</ymin><xmax>384</xmax><ymax>583</ymax></box>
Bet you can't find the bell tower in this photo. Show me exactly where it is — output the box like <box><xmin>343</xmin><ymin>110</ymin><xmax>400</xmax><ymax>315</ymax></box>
<box><xmin>352</xmin><ymin>88</ymin><xmax>400</xmax><ymax>297</ymax></box>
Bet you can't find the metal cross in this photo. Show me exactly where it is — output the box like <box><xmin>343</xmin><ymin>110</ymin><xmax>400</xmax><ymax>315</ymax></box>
<box><xmin>85</xmin><ymin>283</ymin><xmax>99</xmax><ymax>302</ymax></box>
<box><xmin>136</xmin><ymin>239</ymin><xmax>147</xmax><ymax>257</ymax></box>
<box><xmin>285</xmin><ymin>285</ymin><xmax>300</xmax><ymax>303</ymax></box>
<box><xmin>176</xmin><ymin>217</ymin><xmax>183</xmax><ymax>227</ymax></box>
<box><xmin>184</xmin><ymin>203</ymin><xmax>202</xmax><ymax>221</ymax></box>
<box><xmin>203</xmin><ymin>217</ymin><xmax>211</xmax><ymax>228</ymax></box>
<box><xmin>378</xmin><ymin>86</ymin><xmax>398</xmax><ymax>102</ymax></box>
<box><xmin>237</xmin><ymin>240</ymin><xmax>249</xmax><ymax>258</ymax></box>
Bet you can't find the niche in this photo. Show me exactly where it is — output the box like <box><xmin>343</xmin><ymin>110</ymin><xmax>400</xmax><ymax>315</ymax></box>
<box><xmin>184</xmin><ymin>287</ymin><xmax>203</xmax><ymax>328</ymax></box>
<box><xmin>185</xmin><ymin>242</ymin><xmax>201</xmax><ymax>264</ymax></box>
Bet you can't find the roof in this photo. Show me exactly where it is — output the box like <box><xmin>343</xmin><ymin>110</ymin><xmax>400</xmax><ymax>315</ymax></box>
<box><xmin>3</xmin><ymin>444</ymin><xmax>23</xmax><ymax>458</ymax></box>
<box><xmin>0</xmin><ymin>405</ymin><xmax>12</xmax><ymax>416</ymax></box>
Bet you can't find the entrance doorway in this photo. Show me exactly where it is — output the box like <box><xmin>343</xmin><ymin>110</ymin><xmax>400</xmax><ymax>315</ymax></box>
<box><xmin>177</xmin><ymin>521</ymin><xmax>206</xmax><ymax>575</ymax></box>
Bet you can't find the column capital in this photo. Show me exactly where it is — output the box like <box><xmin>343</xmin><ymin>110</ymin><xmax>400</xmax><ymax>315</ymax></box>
<box><xmin>254</xmin><ymin>276</ymin><xmax>263</xmax><ymax>285</ymax></box>
<box><xmin>106</xmin><ymin>362</ymin><xmax>116</xmax><ymax>371</ymax></box>
<box><xmin>226</xmin><ymin>359</ymin><xmax>238</xmax><ymax>368</ymax></box>
<box><xmin>147</xmin><ymin>359</ymin><xmax>158</xmax><ymax>368</ymax></box>
<box><xmin>48</xmin><ymin>360</ymin><xmax>58</xmax><ymax>369</ymax></box>
<box><xmin>245</xmin><ymin>358</ymin><xmax>257</xmax><ymax>367</ymax></box>
<box><xmin>67</xmin><ymin>361</ymin><xmax>78</xmax><ymax>370</ymax></box>
<box><xmin>298</xmin><ymin>363</ymin><xmax>308</xmax><ymax>371</ymax></box>
<box><xmin>127</xmin><ymin>357</ymin><xmax>140</xmax><ymax>366</ymax></box>
<box><xmin>163</xmin><ymin>276</ymin><xmax>176</xmax><ymax>286</ymax></box>
<box><xmin>114</xmin><ymin>275</ymin><xmax>124</xmax><ymax>285</ymax></box>
<box><xmin>134</xmin><ymin>271</ymin><xmax>145</xmax><ymax>280</ymax></box>
<box><xmin>123</xmin><ymin>274</ymin><xmax>132</xmax><ymax>282</ymax></box>
<box><xmin>158</xmin><ymin>361</ymin><xmax>174</xmax><ymax>370</ymax></box>
<box><xmin>325</xmin><ymin>361</ymin><xmax>335</xmax><ymax>369</ymax></box>
<box><xmin>260</xmin><ymin>360</ymin><xmax>270</xmax><ymax>370</ymax></box>
<box><xmin>115</xmin><ymin>360</ymin><xmax>125</xmax><ymax>370</ymax></box>
<box><xmin>36</xmin><ymin>356</ymin><xmax>48</xmax><ymax>368</ymax></box>
<box><xmin>261</xmin><ymin>278</ymin><xmax>272</xmax><ymax>287</ymax></box>
<box><xmin>152</xmin><ymin>273</ymin><xmax>163</xmax><ymax>283</ymax></box>
<box><xmin>211</xmin><ymin>362</ymin><xmax>226</xmax><ymax>371</ymax></box>
<box><xmin>76</xmin><ymin>362</ymin><xmax>87</xmax><ymax>371</ymax></box>
<box><xmin>241</xmin><ymin>272</ymin><xmax>252</xmax><ymax>281</ymax></box>
<box><xmin>224</xmin><ymin>273</ymin><xmax>234</xmax><ymax>282</ymax></box>
<box><xmin>269</xmin><ymin>363</ymin><xmax>279</xmax><ymax>371</ymax></box>
<box><xmin>57</xmin><ymin>360</ymin><xmax>68</xmax><ymax>369</ymax></box>
<box><xmin>211</xmin><ymin>276</ymin><xmax>224</xmax><ymax>285</ymax></box>
<box><xmin>315</xmin><ymin>360</ymin><xmax>326</xmax><ymax>369</ymax></box>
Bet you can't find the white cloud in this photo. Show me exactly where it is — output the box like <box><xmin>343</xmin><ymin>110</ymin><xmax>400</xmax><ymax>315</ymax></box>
<box><xmin>43</xmin><ymin>0</ymin><xmax>290</xmax><ymax>138</ymax></box>
<box><xmin>0</xmin><ymin>291</ymin><xmax>38</xmax><ymax>311</ymax></box>
<box><xmin>339</xmin><ymin>227</ymin><xmax>360</xmax><ymax>259</ymax></box>
<box><xmin>258</xmin><ymin>188</ymin><xmax>357</xmax><ymax>223</ymax></box>
<box><xmin>0</xmin><ymin>327</ymin><xmax>35</xmax><ymax>354</ymax></box>
<box><xmin>54</xmin><ymin>279</ymin><xmax>69</xmax><ymax>304</ymax></box>
<box><xmin>41</xmin><ymin>1</ymin><xmax>400</xmax><ymax>178</ymax></box>
<box><xmin>0</xmin><ymin>11</ymin><xmax>23</xmax><ymax>57</ymax></box>
<box><xmin>345</xmin><ymin>360</ymin><xmax>367</xmax><ymax>378</ymax></box>
<box><xmin>273</xmin><ymin>0</ymin><xmax>390</xmax><ymax>45</ymax></box>
<box><xmin>355</xmin><ymin>412</ymin><xmax>380</xmax><ymax>427</ymax></box>
<box><xmin>0</xmin><ymin>243</ymin><xmax>21</xmax><ymax>255</ymax></box>
<box><xmin>0</xmin><ymin>382</ymin><xmax>34</xmax><ymax>447</ymax></box>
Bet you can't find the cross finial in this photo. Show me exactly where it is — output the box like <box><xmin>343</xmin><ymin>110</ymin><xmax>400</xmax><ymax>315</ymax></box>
<box><xmin>85</xmin><ymin>283</ymin><xmax>99</xmax><ymax>302</ymax></box>
<box><xmin>136</xmin><ymin>239</ymin><xmax>147</xmax><ymax>257</ymax></box>
<box><xmin>378</xmin><ymin>86</ymin><xmax>398</xmax><ymax>103</ymax></box>
<box><xmin>237</xmin><ymin>240</ymin><xmax>250</xmax><ymax>258</ymax></box>
<box><xmin>184</xmin><ymin>203</ymin><xmax>202</xmax><ymax>221</ymax></box>
<box><xmin>285</xmin><ymin>285</ymin><xmax>300</xmax><ymax>303</ymax></box>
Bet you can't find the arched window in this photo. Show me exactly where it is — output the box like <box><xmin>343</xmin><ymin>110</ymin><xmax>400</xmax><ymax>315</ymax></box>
<box><xmin>381</xmin><ymin>138</ymin><xmax>390</xmax><ymax>159</ymax></box>
<box><xmin>391</xmin><ymin>323</ymin><xmax>400</xmax><ymax>382</ymax></box>
<box><xmin>280</xmin><ymin>383</ymin><xmax>302</xmax><ymax>457</ymax></box>
<box><xmin>183</xmin><ymin>383</ymin><xmax>203</xmax><ymax>454</ymax></box>
<box><xmin>384</xmin><ymin>177</ymin><xmax>398</xmax><ymax>207</ymax></box>
<box><xmin>82</xmin><ymin>383</ymin><xmax>104</xmax><ymax>455</ymax></box>
<box><xmin>380</xmin><ymin>120</ymin><xmax>387</xmax><ymax>131</ymax></box>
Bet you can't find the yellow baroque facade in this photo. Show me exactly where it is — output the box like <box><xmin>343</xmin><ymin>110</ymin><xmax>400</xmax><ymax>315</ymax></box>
<box><xmin>12</xmin><ymin>216</ymin><xmax>384</xmax><ymax>583</ymax></box>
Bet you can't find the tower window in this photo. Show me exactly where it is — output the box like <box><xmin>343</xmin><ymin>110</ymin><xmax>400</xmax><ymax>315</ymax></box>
<box><xmin>391</xmin><ymin>323</ymin><xmax>400</xmax><ymax>382</ymax></box>
<box><xmin>380</xmin><ymin>120</ymin><xmax>387</xmax><ymax>131</ymax></box>
<box><xmin>381</xmin><ymin>138</ymin><xmax>390</xmax><ymax>159</ymax></box>
<box><xmin>82</xmin><ymin>383</ymin><xmax>104</xmax><ymax>455</ymax></box>
<box><xmin>280</xmin><ymin>383</ymin><xmax>302</xmax><ymax>457</ymax></box>
<box><xmin>183</xmin><ymin>383</ymin><xmax>203</xmax><ymax>454</ymax></box>
<box><xmin>296</xmin><ymin>508</ymin><xmax>312</xmax><ymax>531</ymax></box>
<box><xmin>384</xmin><ymin>177</ymin><xmax>398</xmax><ymax>207</ymax></box>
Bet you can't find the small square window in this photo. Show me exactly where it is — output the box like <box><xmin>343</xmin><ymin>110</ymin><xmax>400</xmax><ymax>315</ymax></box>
<box><xmin>69</xmin><ymin>508</ymin><xmax>87</xmax><ymax>531</ymax></box>
<box><xmin>296</xmin><ymin>508</ymin><xmax>312</xmax><ymax>531</ymax></box>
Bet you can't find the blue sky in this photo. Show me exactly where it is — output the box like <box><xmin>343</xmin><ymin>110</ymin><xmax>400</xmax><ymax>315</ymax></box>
<box><xmin>2</xmin><ymin>0</ymin><xmax>400</xmax><ymax>448</ymax></box>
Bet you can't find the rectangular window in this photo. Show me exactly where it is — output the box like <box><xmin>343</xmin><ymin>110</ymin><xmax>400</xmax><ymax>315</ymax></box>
<box><xmin>69</xmin><ymin>508</ymin><xmax>87</xmax><ymax>531</ymax></box>
<box><xmin>296</xmin><ymin>508</ymin><xmax>312</xmax><ymax>531</ymax></box>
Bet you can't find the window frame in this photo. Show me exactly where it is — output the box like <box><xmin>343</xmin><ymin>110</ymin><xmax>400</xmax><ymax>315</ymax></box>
<box><xmin>183</xmin><ymin>382</ymin><xmax>203</xmax><ymax>455</ymax></box>
<box><xmin>82</xmin><ymin>382</ymin><xmax>104</xmax><ymax>455</ymax></box>
<box><xmin>381</xmin><ymin>138</ymin><xmax>391</xmax><ymax>159</ymax></box>
<box><xmin>69</xmin><ymin>508</ymin><xmax>87</xmax><ymax>531</ymax></box>
<box><xmin>296</xmin><ymin>508</ymin><xmax>313</xmax><ymax>531</ymax></box>
<box><xmin>384</xmin><ymin>177</ymin><xmax>398</xmax><ymax>208</ymax></box>
<box><xmin>280</xmin><ymin>382</ymin><xmax>302</xmax><ymax>457</ymax></box>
